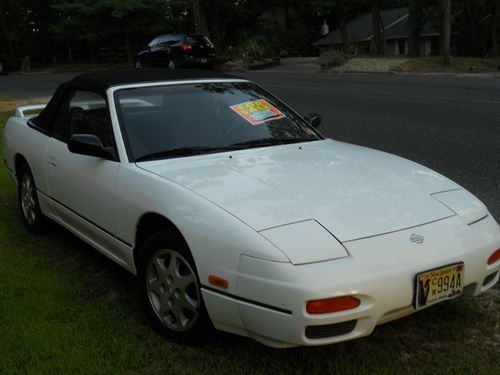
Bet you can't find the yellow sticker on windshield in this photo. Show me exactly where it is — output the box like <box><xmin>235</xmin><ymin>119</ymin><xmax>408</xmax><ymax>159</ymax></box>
<box><xmin>230</xmin><ymin>100</ymin><xmax>285</xmax><ymax>125</ymax></box>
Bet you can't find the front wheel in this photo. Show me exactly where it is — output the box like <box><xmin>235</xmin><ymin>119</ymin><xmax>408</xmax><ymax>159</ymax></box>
<box><xmin>137</xmin><ymin>231</ymin><xmax>212</xmax><ymax>344</ymax></box>
<box><xmin>17</xmin><ymin>164</ymin><xmax>48</xmax><ymax>234</ymax></box>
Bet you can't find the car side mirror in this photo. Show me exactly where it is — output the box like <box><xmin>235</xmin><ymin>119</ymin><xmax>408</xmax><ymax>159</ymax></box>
<box><xmin>68</xmin><ymin>134</ymin><xmax>110</xmax><ymax>159</ymax></box>
<box><xmin>304</xmin><ymin>113</ymin><xmax>322</xmax><ymax>128</ymax></box>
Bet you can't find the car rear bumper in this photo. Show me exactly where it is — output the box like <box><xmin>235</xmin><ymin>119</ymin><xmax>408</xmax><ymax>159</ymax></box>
<box><xmin>202</xmin><ymin>215</ymin><xmax>500</xmax><ymax>347</ymax></box>
<box><xmin>176</xmin><ymin>55</ymin><xmax>214</xmax><ymax>68</ymax></box>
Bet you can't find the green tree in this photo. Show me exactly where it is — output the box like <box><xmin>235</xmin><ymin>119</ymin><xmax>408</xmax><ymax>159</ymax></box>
<box><xmin>0</xmin><ymin>0</ymin><xmax>25</xmax><ymax>60</ymax></box>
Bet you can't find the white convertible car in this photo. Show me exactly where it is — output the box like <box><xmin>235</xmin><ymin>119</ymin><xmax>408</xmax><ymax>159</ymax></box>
<box><xmin>3</xmin><ymin>70</ymin><xmax>500</xmax><ymax>347</ymax></box>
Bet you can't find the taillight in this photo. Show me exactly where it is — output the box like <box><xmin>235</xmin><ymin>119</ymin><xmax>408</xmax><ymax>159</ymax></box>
<box><xmin>306</xmin><ymin>296</ymin><xmax>361</xmax><ymax>314</ymax></box>
<box><xmin>180</xmin><ymin>44</ymin><xmax>192</xmax><ymax>51</ymax></box>
<box><xmin>487</xmin><ymin>249</ymin><xmax>500</xmax><ymax>265</ymax></box>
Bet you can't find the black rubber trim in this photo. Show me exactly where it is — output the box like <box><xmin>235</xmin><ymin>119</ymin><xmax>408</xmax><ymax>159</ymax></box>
<box><xmin>27</xmin><ymin>119</ymin><xmax>51</xmax><ymax>136</ymax></box>
<box><xmin>305</xmin><ymin>319</ymin><xmax>357</xmax><ymax>339</ymax></box>
<box><xmin>201</xmin><ymin>285</ymin><xmax>293</xmax><ymax>315</ymax></box>
<box><xmin>482</xmin><ymin>272</ymin><xmax>498</xmax><ymax>287</ymax></box>
<box><xmin>38</xmin><ymin>189</ymin><xmax>133</xmax><ymax>248</ymax></box>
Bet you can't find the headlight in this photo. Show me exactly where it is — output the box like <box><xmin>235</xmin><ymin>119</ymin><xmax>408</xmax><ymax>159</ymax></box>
<box><xmin>432</xmin><ymin>189</ymin><xmax>488</xmax><ymax>225</ymax></box>
<box><xmin>259</xmin><ymin>220</ymin><xmax>349</xmax><ymax>265</ymax></box>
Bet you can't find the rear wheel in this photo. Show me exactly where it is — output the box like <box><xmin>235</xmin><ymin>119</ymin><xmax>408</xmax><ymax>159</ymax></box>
<box><xmin>17</xmin><ymin>164</ymin><xmax>48</xmax><ymax>234</ymax></box>
<box><xmin>138</xmin><ymin>231</ymin><xmax>212</xmax><ymax>344</ymax></box>
<box><xmin>135</xmin><ymin>59</ymin><xmax>143</xmax><ymax>69</ymax></box>
<box><xmin>167</xmin><ymin>59</ymin><xmax>176</xmax><ymax>69</ymax></box>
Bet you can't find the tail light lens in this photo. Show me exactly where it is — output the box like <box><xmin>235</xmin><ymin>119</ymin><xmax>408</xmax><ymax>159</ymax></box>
<box><xmin>306</xmin><ymin>296</ymin><xmax>361</xmax><ymax>314</ymax></box>
<box><xmin>179</xmin><ymin>44</ymin><xmax>192</xmax><ymax>51</ymax></box>
<box><xmin>487</xmin><ymin>249</ymin><xmax>500</xmax><ymax>265</ymax></box>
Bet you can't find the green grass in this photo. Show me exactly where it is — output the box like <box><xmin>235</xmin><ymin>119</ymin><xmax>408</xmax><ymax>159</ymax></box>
<box><xmin>0</xmin><ymin>110</ymin><xmax>499</xmax><ymax>374</ymax></box>
<box><xmin>396</xmin><ymin>57</ymin><xmax>500</xmax><ymax>73</ymax></box>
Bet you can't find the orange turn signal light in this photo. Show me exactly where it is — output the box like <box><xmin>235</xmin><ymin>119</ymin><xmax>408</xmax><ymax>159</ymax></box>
<box><xmin>208</xmin><ymin>275</ymin><xmax>229</xmax><ymax>289</ymax></box>
<box><xmin>306</xmin><ymin>296</ymin><xmax>361</xmax><ymax>315</ymax></box>
<box><xmin>487</xmin><ymin>249</ymin><xmax>500</xmax><ymax>265</ymax></box>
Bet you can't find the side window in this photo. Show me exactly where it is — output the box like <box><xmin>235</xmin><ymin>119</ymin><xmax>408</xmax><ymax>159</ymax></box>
<box><xmin>156</xmin><ymin>35</ymin><xmax>169</xmax><ymax>45</ymax></box>
<box><xmin>168</xmin><ymin>35</ymin><xmax>181</xmax><ymax>45</ymax></box>
<box><xmin>148</xmin><ymin>37</ymin><xmax>159</xmax><ymax>47</ymax></box>
<box><xmin>53</xmin><ymin>90</ymin><xmax>115</xmax><ymax>148</ymax></box>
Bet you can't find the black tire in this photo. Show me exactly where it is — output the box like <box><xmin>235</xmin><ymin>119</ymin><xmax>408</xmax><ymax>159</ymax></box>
<box><xmin>17</xmin><ymin>163</ymin><xmax>48</xmax><ymax>234</ymax></box>
<box><xmin>137</xmin><ymin>231</ymin><xmax>212</xmax><ymax>345</ymax></box>
<box><xmin>135</xmin><ymin>59</ymin><xmax>144</xmax><ymax>69</ymax></box>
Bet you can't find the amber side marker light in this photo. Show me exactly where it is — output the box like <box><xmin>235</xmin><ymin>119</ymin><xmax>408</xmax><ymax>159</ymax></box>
<box><xmin>487</xmin><ymin>249</ymin><xmax>500</xmax><ymax>265</ymax></box>
<box><xmin>306</xmin><ymin>296</ymin><xmax>361</xmax><ymax>314</ymax></box>
<box><xmin>208</xmin><ymin>275</ymin><xmax>229</xmax><ymax>289</ymax></box>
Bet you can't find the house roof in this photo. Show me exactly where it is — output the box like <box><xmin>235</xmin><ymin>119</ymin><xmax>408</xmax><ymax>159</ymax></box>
<box><xmin>384</xmin><ymin>16</ymin><xmax>440</xmax><ymax>40</ymax></box>
<box><xmin>313</xmin><ymin>7</ymin><xmax>438</xmax><ymax>46</ymax></box>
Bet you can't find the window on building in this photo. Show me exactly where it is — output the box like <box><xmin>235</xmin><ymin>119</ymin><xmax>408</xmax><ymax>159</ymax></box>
<box><xmin>399</xmin><ymin>39</ymin><xmax>406</xmax><ymax>55</ymax></box>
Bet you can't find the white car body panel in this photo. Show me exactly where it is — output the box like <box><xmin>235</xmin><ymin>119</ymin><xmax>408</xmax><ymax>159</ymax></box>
<box><xmin>139</xmin><ymin>139</ymin><xmax>458</xmax><ymax>241</ymax></box>
<box><xmin>3</xmin><ymin>77</ymin><xmax>500</xmax><ymax>348</ymax></box>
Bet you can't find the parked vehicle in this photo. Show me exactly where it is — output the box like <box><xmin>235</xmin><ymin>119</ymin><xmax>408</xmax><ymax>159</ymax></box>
<box><xmin>3</xmin><ymin>69</ymin><xmax>500</xmax><ymax>347</ymax></box>
<box><xmin>135</xmin><ymin>34</ymin><xmax>215</xmax><ymax>69</ymax></box>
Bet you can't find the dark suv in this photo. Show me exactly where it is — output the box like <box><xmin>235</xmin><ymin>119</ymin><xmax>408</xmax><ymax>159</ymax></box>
<box><xmin>135</xmin><ymin>34</ymin><xmax>215</xmax><ymax>69</ymax></box>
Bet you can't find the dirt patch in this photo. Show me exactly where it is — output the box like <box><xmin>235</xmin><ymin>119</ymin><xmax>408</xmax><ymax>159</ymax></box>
<box><xmin>332</xmin><ymin>57</ymin><xmax>408</xmax><ymax>73</ymax></box>
<box><xmin>0</xmin><ymin>98</ymin><xmax>49</xmax><ymax>113</ymax></box>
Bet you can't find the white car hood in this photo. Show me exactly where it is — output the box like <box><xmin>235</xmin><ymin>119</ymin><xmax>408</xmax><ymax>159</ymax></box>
<box><xmin>139</xmin><ymin>139</ymin><xmax>457</xmax><ymax>242</ymax></box>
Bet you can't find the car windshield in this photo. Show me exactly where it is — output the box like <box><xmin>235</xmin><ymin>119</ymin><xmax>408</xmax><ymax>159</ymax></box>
<box><xmin>114</xmin><ymin>82</ymin><xmax>322</xmax><ymax>162</ymax></box>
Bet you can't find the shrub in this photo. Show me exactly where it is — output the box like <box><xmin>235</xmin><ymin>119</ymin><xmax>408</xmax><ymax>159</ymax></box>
<box><xmin>318</xmin><ymin>50</ymin><xmax>348</xmax><ymax>70</ymax></box>
<box><xmin>236</xmin><ymin>37</ymin><xmax>272</xmax><ymax>63</ymax></box>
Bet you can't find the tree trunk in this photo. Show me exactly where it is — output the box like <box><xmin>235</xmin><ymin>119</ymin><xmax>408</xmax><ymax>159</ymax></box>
<box><xmin>284</xmin><ymin>0</ymin><xmax>289</xmax><ymax>29</ymax></box>
<box><xmin>192</xmin><ymin>0</ymin><xmax>209</xmax><ymax>35</ymax></box>
<box><xmin>493</xmin><ymin>0</ymin><xmax>500</xmax><ymax>56</ymax></box>
<box><xmin>67</xmin><ymin>43</ymin><xmax>73</xmax><ymax>64</ymax></box>
<box><xmin>408</xmin><ymin>0</ymin><xmax>422</xmax><ymax>57</ymax></box>
<box><xmin>0</xmin><ymin>3</ymin><xmax>15</xmax><ymax>59</ymax></box>
<box><xmin>124</xmin><ymin>32</ymin><xmax>133</xmax><ymax>64</ymax></box>
<box><xmin>371</xmin><ymin>1</ymin><xmax>383</xmax><ymax>55</ymax></box>
<box><xmin>441</xmin><ymin>0</ymin><xmax>451</xmax><ymax>65</ymax></box>
<box><xmin>338</xmin><ymin>6</ymin><xmax>349</xmax><ymax>54</ymax></box>
<box><xmin>378</xmin><ymin>9</ymin><xmax>386</xmax><ymax>55</ymax></box>
<box><xmin>464</xmin><ymin>0</ymin><xmax>477</xmax><ymax>55</ymax></box>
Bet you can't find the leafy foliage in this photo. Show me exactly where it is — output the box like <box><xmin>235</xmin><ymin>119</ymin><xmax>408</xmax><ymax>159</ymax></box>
<box><xmin>0</xmin><ymin>0</ymin><xmax>499</xmax><ymax>68</ymax></box>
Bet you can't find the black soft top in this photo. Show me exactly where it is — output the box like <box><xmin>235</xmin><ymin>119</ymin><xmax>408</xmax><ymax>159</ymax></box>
<box><xmin>32</xmin><ymin>68</ymin><xmax>238</xmax><ymax>131</ymax></box>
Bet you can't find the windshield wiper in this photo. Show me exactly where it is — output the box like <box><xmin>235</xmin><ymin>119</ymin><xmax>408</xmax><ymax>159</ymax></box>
<box><xmin>135</xmin><ymin>146</ymin><xmax>240</xmax><ymax>162</ymax></box>
<box><xmin>231</xmin><ymin>137</ymin><xmax>309</xmax><ymax>148</ymax></box>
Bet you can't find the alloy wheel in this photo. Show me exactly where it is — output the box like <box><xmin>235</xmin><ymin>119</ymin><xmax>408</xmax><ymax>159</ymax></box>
<box><xmin>146</xmin><ymin>249</ymin><xmax>200</xmax><ymax>332</ymax></box>
<box><xmin>20</xmin><ymin>174</ymin><xmax>36</xmax><ymax>225</ymax></box>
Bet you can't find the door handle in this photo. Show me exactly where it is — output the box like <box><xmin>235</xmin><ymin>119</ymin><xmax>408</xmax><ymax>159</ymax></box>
<box><xmin>49</xmin><ymin>161</ymin><xmax>57</xmax><ymax>168</ymax></box>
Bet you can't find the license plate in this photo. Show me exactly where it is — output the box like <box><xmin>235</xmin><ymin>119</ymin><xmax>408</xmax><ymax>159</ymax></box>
<box><xmin>201</xmin><ymin>58</ymin><xmax>208</xmax><ymax>63</ymax></box>
<box><xmin>415</xmin><ymin>263</ymin><xmax>464</xmax><ymax>309</ymax></box>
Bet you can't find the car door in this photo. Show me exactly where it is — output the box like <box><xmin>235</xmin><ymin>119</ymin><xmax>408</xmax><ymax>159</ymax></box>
<box><xmin>149</xmin><ymin>35</ymin><xmax>171</xmax><ymax>66</ymax></box>
<box><xmin>45</xmin><ymin>89</ymin><xmax>120</xmax><ymax>242</ymax></box>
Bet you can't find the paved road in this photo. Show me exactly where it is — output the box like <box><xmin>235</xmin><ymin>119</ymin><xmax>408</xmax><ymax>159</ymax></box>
<box><xmin>1</xmin><ymin>71</ymin><xmax>499</xmax><ymax>220</ymax></box>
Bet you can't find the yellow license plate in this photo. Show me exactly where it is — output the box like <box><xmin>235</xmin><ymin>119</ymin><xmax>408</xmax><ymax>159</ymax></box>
<box><xmin>415</xmin><ymin>263</ymin><xmax>464</xmax><ymax>309</ymax></box>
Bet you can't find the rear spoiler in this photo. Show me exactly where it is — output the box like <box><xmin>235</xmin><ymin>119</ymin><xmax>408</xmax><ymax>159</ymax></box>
<box><xmin>15</xmin><ymin>104</ymin><xmax>46</xmax><ymax>118</ymax></box>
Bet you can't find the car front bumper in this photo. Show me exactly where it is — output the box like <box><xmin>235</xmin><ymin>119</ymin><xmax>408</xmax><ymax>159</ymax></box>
<box><xmin>202</xmin><ymin>214</ymin><xmax>500</xmax><ymax>347</ymax></box>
